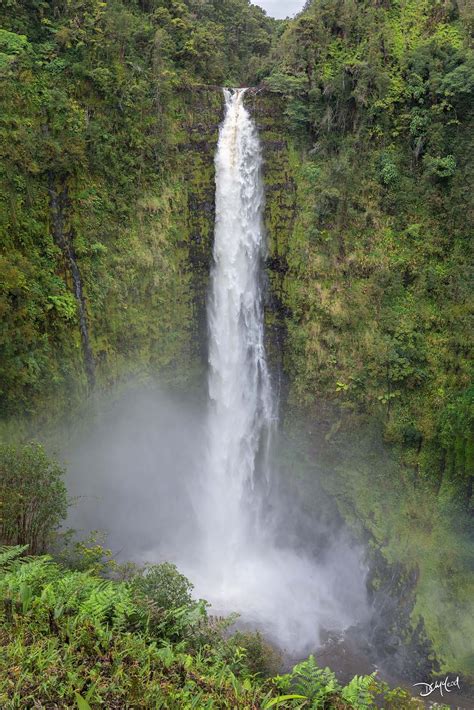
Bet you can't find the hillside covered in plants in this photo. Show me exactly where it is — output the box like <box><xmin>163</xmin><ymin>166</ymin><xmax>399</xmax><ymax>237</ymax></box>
<box><xmin>257</xmin><ymin>0</ymin><xmax>474</xmax><ymax>681</ymax></box>
<box><xmin>0</xmin><ymin>0</ymin><xmax>277</xmax><ymax>425</ymax></box>
<box><xmin>1</xmin><ymin>0</ymin><xmax>473</xmax><ymax>707</ymax></box>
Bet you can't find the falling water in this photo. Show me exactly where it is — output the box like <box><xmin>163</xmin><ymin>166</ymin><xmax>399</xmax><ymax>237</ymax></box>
<box><xmin>189</xmin><ymin>88</ymin><xmax>369</xmax><ymax>654</ymax></box>
<box><xmin>204</xmin><ymin>87</ymin><xmax>273</xmax><ymax>551</ymax></box>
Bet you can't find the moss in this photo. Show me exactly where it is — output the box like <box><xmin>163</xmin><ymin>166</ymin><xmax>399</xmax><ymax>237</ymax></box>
<box><xmin>0</xmin><ymin>76</ymin><xmax>224</xmax><ymax>437</ymax></box>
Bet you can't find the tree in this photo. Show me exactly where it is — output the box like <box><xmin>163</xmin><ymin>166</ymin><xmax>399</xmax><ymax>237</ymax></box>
<box><xmin>0</xmin><ymin>442</ymin><xmax>68</xmax><ymax>554</ymax></box>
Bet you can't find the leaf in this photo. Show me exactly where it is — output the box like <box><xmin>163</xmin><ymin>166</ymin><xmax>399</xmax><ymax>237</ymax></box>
<box><xmin>156</xmin><ymin>643</ymin><xmax>175</xmax><ymax>668</ymax></box>
<box><xmin>0</xmin><ymin>545</ymin><xmax>28</xmax><ymax>569</ymax></box>
<box><xmin>75</xmin><ymin>693</ymin><xmax>92</xmax><ymax>710</ymax></box>
<box><xmin>263</xmin><ymin>695</ymin><xmax>307</xmax><ymax>708</ymax></box>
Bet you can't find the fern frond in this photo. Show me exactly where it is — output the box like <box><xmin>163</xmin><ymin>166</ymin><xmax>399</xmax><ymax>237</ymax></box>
<box><xmin>0</xmin><ymin>544</ymin><xmax>29</xmax><ymax>570</ymax></box>
<box><xmin>0</xmin><ymin>555</ymin><xmax>60</xmax><ymax>600</ymax></box>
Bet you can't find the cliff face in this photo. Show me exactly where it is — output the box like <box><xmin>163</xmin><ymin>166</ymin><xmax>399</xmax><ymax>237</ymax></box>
<box><xmin>247</xmin><ymin>89</ymin><xmax>473</xmax><ymax>679</ymax></box>
<box><xmin>0</xmin><ymin>0</ymin><xmax>276</xmax><ymax>428</ymax></box>
<box><xmin>0</xmin><ymin>82</ymin><xmax>220</xmax><ymax>430</ymax></box>
<box><xmin>175</xmin><ymin>89</ymin><xmax>222</xmax><ymax>367</ymax></box>
<box><xmin>244</xmin><ymin>90</ymin><xmax>296</xmax><ymax>393</ymax></box>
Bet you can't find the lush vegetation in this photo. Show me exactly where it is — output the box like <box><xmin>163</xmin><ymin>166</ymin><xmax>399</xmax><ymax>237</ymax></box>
<box><xmin>0</xmin><ymin>0</ymin><xmax>276</xmax><ymax>429</ymax></box>
<box><xmin>266</xmin><ymin>0</ymin><xmax>473</xmax><ymax>506</ymax></box>
<box><xmin>1</xmin><ymin>0</ymin><xmax>473</xmax><ymax>703</ymax></box>
<box><xmin>0</xmin><ymin>442</ymin><xmax>67</xmax><ymax>553</ymax></box>
<box><xmin>258</xmin><ymin>0</ymin><xmax>473</xmax><ymax>678</ymax></box>
<box><xmin>0</xmin><ymin>545</ymin><xmax>431</xmax><ymax>709</ymax></box>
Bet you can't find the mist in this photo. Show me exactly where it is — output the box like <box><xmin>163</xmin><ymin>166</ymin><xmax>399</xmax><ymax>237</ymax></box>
<box><xmin>65</xmin><ymin>383</ymin><xmax>369</xmax><ymax>657</ymax></box>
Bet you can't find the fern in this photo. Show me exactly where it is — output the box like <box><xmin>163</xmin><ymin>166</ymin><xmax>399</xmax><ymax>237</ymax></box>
<box><xmin>0</xmin><ymin>556</ymin><xmax>60</xmax><ymax>602</ymax></box>
<box><xmin>76</xmin><ymin>579</ymin><xmax>138</xmax><ymax>635</ymax></box>
<box><xmin>294</xmin><ymin>655</ymin><xmax>340</xmax><ymax>697</ymax></box>
<box><xmin>341</xmin><ymin>672</ymin><xmax>378</xmax><ymax>709</ymax></box>
<box><xmin>278</xmin><ymin>655</ymin><xmax>342</xmax><ymax>706</ymax></box>
<box><xmin>0</xmin><ymin>544</ymin><xmax>28</xmax><ymax>570</ymax></box>
<box><xmin>41</xmin><ymin>570</ymin><xmax>97</xmax><ymax>617</ymax></box>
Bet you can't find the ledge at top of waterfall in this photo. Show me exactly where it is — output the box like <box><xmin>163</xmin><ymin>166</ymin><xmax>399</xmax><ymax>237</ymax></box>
<box><xmin>185</xmin><ymin>87</ymin><xmax>369</xmax><ymax>656</ymax></box>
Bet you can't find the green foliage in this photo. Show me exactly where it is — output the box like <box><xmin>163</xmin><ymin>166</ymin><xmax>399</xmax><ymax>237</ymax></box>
<box><xmin>263</xmin><ymin>695</ymin><xmax>307</xmax><ymax>708</ymax></box>
<box><xmin>0</xmin><ymin>443</ymin><xmax>67</xmax><ymax>554</ymax></box>
<box><xmin>54</xmin><ymin>529</ymin><xmax>150</xmax><ymax>581</ymax></box>
<box><xmin>0</xmin><ymin>544</ymin><xmax>28</xmax><ymax>569</ymax></box>
<box><xmin>340</xmin><ymin>673</ymin><xmax>377</xmax><ymax>709</ymax></box>
<box><xmin>0</xmin><ymin>29</ymin><xmax>27</xmax><ymax>54</ymax></box>
<box><xmin>265</xmin><ymin>72</ymin><xmax>307</xmax><ymax>95</ymax></box>
<box><xmin>379</xmin><ymin>153</ymin><xmax>400</xmax><ymax>186</ymax></box>
<box><xmin>0</xmin><ymin>0</ymin><xmax>277</xmax><ymax>426</ymax></box>
<box><xmin>423</xmin><ymin>154</ymin><xmax>457</xmax><ymax>179</ymax></box>
<box><xmin>132</xmin><ymin>561</ymin><xmax>195</xmax><ymax>611</ymax></box>
<box><xmin>130</xmin><ymin>561</ymin><xmax>209</xmax><ymax>641</ymax></box>
<box><xmin>438</xmin><ymin>386</ymin><xmax>474</xmax><ymax>506</ymax></box>
<box><xmin>0</xmin><ymin>547</ymin><xmax>427</xmax><ymax>709</ymax></box>
<box><xmin>275</xmin><ymin>655</ymin><xmax>342</xmax><ymax>705</ymax></box>
<box><xmin>75</xmin><ymin>693</ymin><xmax>92</xmax><ymax>710</ymax></box>
<box><xmin>223</xmin><ymin>630</ymin><xmax>282</xmax><ymax>678</ymax></box>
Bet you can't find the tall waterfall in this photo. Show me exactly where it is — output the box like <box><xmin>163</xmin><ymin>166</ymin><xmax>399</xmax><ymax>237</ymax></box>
<box><xmin>205</xmin><ymin>88</ymin><xmax>273</xmax><ymax>551</ymax></box>
<box><xmin>188</xmin><ymin>88</ymin><xmax>368</xmax><ymax>654</ymax></box>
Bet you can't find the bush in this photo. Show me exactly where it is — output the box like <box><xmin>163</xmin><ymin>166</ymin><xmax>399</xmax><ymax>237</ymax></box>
<box><xmin>131</xmin><ymin>561</ymin><xmax>195</xmax><ymax>610</ymax></box>
<box><xmin>0</xmin><ymin>442</ymin><xmax>67</xmax><ymax>554</ymax></box>
<box><xmin>130</xmin><ymin>562</ymin><xmax>209</xmax><ymax>641</ymax></box>
<box><xmin>423</xmin><ymin>154</ymin><xmax>457</xmax><ymax>178</ymax></box>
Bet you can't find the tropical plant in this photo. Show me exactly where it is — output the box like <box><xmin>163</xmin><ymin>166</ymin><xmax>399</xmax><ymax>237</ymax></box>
<box><xmin>0</xmin><ymin>443</ymin><xmax>67</xmax><ymax>553</ymax></box>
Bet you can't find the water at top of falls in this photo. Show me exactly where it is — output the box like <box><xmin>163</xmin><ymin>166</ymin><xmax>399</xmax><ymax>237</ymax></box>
<box><xmin>185</xmin><ymin>88</ymin><xmax>369</xmax><ymax>655</ymax></box>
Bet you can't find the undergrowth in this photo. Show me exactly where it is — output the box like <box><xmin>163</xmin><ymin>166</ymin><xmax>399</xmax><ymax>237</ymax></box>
<box><xmin>0</xmin><ymin>545</ymin><xmax>438</xmax><ymax>709</ymax></box>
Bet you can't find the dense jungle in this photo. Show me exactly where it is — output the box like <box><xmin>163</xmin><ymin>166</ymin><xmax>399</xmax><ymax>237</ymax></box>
<box><xmin>0</xmin><ymin>0</ymin><xmax>473</xmax><ymax>708</ymax></box>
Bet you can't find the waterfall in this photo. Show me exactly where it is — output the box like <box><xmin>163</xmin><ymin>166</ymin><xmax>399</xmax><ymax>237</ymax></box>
<box><xmin>204</xmin><ymin>88</ymin><xmax>273</xmax><ymax>551</ymax></box>
<box><xmin>187</xmin><ymin>88</ymin><xmax>368</xmax><ymax>654</ymax></box>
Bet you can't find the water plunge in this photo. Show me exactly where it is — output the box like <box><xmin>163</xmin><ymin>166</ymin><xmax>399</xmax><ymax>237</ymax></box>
<box><xmin>186</xmin><ymin>89</ymin><xmax>368</xmax><ymax>654</ymax></box>
<box><xmin>203</xmin><ymin>87</ymin><xmax>273</xmax><ymax>562</ymax></box>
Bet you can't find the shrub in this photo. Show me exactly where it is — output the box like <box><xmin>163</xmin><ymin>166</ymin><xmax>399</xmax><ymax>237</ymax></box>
<box><xmin>423</xmin><ymin>154</ymin><xmax>457</xmax><ymax>178</ymax></box>
<box><xmin>380</xmin><ymin>153</ymin><xmax>400</xmax><ymax>186</ymax></box>
<box><xmin>130</xmin><ymin>561</ymin><xmax>208</xmax><ymax>641</ymax></box>
<box><xmin>0</xmin><ymin>442</ymin><xmax>67</xmax><ymax>554</ymax></box>
<box><xmin>132</xmin><ymin>561</ymin><xmax>195</xmax><ymax>611</ymax></box>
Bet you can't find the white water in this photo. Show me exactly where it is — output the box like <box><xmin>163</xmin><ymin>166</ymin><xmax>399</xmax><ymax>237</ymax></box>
<box><xmin>204</xmin><ymin>88</ymin><xmax>273</xmax><ymax>552</ymax></box>
<box><xmin>187</xmin><ymin>89</ymin><xmax>369</xmax><ymax>654</ymax></box>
